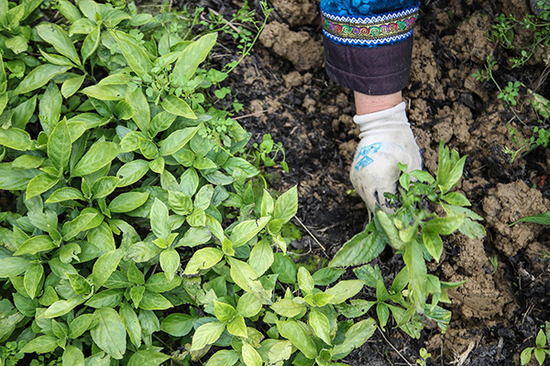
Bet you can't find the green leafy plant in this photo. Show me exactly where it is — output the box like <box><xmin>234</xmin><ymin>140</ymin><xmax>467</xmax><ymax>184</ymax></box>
<box><xmin>521</xmin><ymin>322</ymin><xmax>550</xmax><ymax>365</ymax></box>
<box><xmin>416</xmin><ymin>347</ymin><xmax>432</xmax><ymax>366</ymax></box>
<box><xmin>0</xmin><ymin>1</ymin><xmax>382</xmax><ymax>365</ymax></box>
<box><xmin>328</xmin><ymin>142</ymin><xmax>485</xmax><ymax>338</ymax></box>
<box><xmin>252</xmin><ymin>133</ymin><xmax>289</xmax><ymax>173</ymax></box>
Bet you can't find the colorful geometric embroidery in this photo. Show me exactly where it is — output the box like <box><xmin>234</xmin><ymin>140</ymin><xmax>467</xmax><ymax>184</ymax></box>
<box><xmin>321</xmin><ymin>4</ymin><xmax>419</xmax><ymax>47</ymax></box>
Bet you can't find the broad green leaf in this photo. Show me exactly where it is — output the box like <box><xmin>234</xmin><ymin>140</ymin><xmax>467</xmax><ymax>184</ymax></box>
<box><xmin>0</xmin><ymin>257</ymin><xmax>31</xmax><ymax>277</ymax></box>
<box><xmin>309</xmin><ymin>309</ymin><xmax>331</xmax><ymax>345</ymax></box>
<box><xmin>325</xmin><ymin>280</ymin><xmax>365</xmax><ymax>304</ymax></box>
<box><xmin>273</xmin><ymin>186</ymin><xmax>298</xmax><ymax>224</ymax></box>
<box><xmin>230</xmin><ymin>216</ymin><xmax>270</xmax><ymax>248</ymax></box>
<box><xmin>116</xmin><ymin>100</ymin><xmax>135</xmax><ymax>120</ymax></box>
<box><xmin>150</xmin><ymin>198</ymin><xmax>171</xmax><ymax>240</ymax></box>
<box><xmin>168</xmin><ymin>191</ymin><xmax>193</xmax><ymax>217</ymax></box>
<box><xmin>119</xmin><ymin>302</ymin><xmax>142</xmax><ymax>348</ymax></box>
<box><xmin>0</xmin><ymin>165</ymin><xmax>41</xmax><ymax>190</ymax></box>
<box><xmin>422</xmin><ymin>216</ymin><xmax>464</xmax><ymax>236</ymax></box>
<box><xmin>161</xmin><ymin>95</ymin><xmax>196</xmax><ymax>119</ymax></box>
<box><xmin>12</xmin><ymin>155</ymin><xmax>44</xmax><ymax>170</ymax></box>
<box><xmin>14</xmin><ymin>236</ymin><xmax>56</xmax><ymax>256</ymax></box>
<box><xmin>14</xmin><ymin>64</ymin><xmax>71</xmax><ymax>95</ymax></box>
<box><xmin>160</xmin><ymin>313</ymin><xmax>195</xmax><ymax>337</ymax></box>
<box><xmin>159</xmin><ymin>126</ymin><xmax>199</xmax><ymax>156</ymax></box>
<box><xmin>0</xmin><ymin>128</ymin><xmax>32</xmax><ymax>151</ymax></box>
<box><xmin>61</xmin><ymin>74</ymin><xmax>86</xmax><ymax>98</ymax></box>
<box><xmin>334</xmin><ymin>299</ymin><xmax>375</xmax><ymax>318</ymax></box>
<box><xmin>62</xmin><ymin>212</ymin><xmax>100</xmax><ymax>240</ymax></box>
<box><xmin>332</xmin><ymin>318</ymin><xmax>376</xmax><ymax>357</ymax></box>
<box><xmin>72</xmin><ymin>141</ymin><xmax>119</xmax><ymax>177</ymax></box>
<box><xmin>228</xmin><ymin>257</ymin><xmax>271</xmax><ymax>304</ymax></box>
<box><xmin>48</xmin><ymin>119</ymin><xmax>72</xmax><ymax>172</ymax></box>
<box><xmin>85</xmin><ymin>288</ymin><xmax>124</xmax><ymax>308</ymax></box>
<box><xmin>111</xmin><ymin>30</ymin><xmax>153</xmax><ymax>77</ymax></box>
<box><xmin>21</xmin><ymin>335</ymin><xmax>59</xmax><ymax>354</ymax></box>
<box><xmin>242</xmin><ymin>343</ymin><xmax>262</xmax><ymax>366</ymax></box>
<box><xmin>297</xmin><ymin>267</ymin><xmax>314</xmax><ymax>295</ymax></box>
<box><xmin>39</xmin><ymin>81</ymin><xmax>62</xmax><ymax>134</ymax></box>
<box><xmin>268</xmin><ymin>341</ymin><xmax>293</xmax><ymax>365</ymax></box>
<box><xmin>108</xmin><ymin>191</ymin><xmax>149</xmax><ymax>213</ymax></box>
<box><xmin>125</xmin><ymin>241</ymin><xmax>162</xmax><ymax>263</ymax></box>
<box><xmin>312</xmin><ymin>267</ymin><xmax>345</xmax><ymax>286</ymax></box>
<box><xmin>139</xmin><ymin>291</ymin><xmax>173</xmax><ymax>310</ymax></box>
<box><xmin>90</xmin><ymin>307</ymin><xmax>126</xmax><ymax>360</ymax></box>
<box><xmin>205</xmin><ymin>350</ymin><xmax>239</xmax><ymax>366</ymax></box>
<box><xmin>214</xmin><ymin>300</ymin><xmax>237</xmax><ymax>323</ymax></box>
<box><xmin>183</xmin><ymin>247</ymin><xmax>223</xmax><ymax>275</ymax></box>
<box><xmin>126</xmin><ymin>87</ymin><xmax>150</xmax><ymax>133</ymax></box>
<box><xmin>41</xmin><ymin>297</ymin><xmax>85</xmax><ymax>319</ymax></box>
<box><xmin>39</xmin><ymin>50</ymin><xmax>75</xmax><ymax>67</ymax></box>
<box><xmin>514</xmin><ymin>211</ymin><xmax>550</xmax><ymax>225</ymax></box>
<box><xmin>26</xmin><ymin>174</ymin><xmax>59</xmax><ymax>200</ymax></box>
<box><xmin>237</xmin><ymin>292</ymin><xmax>262</xmax><ymax>318</ymax></box>
<box><xmin>278</xmin><ymin>320</ymin><xmax>318</xmax><ymax>359</ymax></box>
<box><xmin>92</xmin><ymin>249</ymin><xmax>124</xmax><ymax>288</ymax></box>
<box><xmin>57</xmin><ymin>0</ymin><xmax>82</xmax><ymax>23</ymax></box>
<box><xmin>24</xmin><ymin>264</ymin><xmax>44</xmax><ymax>299</ymax></box>
<box><xmin>190</xmin><ymin>321</ymin><xmax>225</xmax><ymax>352</ymax></box>
<box><xmin>36</xmin><ymin>23</ymin><xmax>81</xmax><ymax>66</ymax></box>
<box><xmin>128</xmin><ymin>350</ymin><xmax>170</xmax><ymax>366</ymax></box>
<box><xmin>271</xmin><ymin>298</ymin><xmax>306</xmax><ymax>318</ymax></box>
<box><xmin>82</xmin><ymin>24</ymin><xmax>100</xmax><ymax>62</ymax></box>
<box><xmin>87</xmin><ymin>222</ymin><xmax>116</xmax><ymax>253</ymax></box>
<box><xmin>150</xmin><ymin>111</ymin><xmax>176</xmax><ymax>137</ymax></box>
<box><xmin>116</xmin><ymin>159</ymin><xmax>149</xmax><ymax>187</ymax></box>
<box><xmin>227</xmin><ymin>314</ymin><xmax>249</xmax><ymax>337</ymax></box>
<box><xmin>46</xmin><ymin>187</ymin><xmax>84</xmax><ymax>203</ymax></box>
<box><xmin>80</xmin><ymin>84</ymin><xmax>126</xmax><ymax>101</ymax></box>
<box><xmin>172</xmin><ymin>33</ymin><xmax>217</xmax><ymax>83</ymax></box>
<box><xmin>159</xmin><ymin>248</ymin><xmax>179</xmax><ymax>281</ymax></box>
<box><xmin>248</xmin><ymin>239</ymin><xmax>273</xmax><ymax>276</ymax></box>
<box><xmin>11</xmin><ymin>95</ymin><xmax>37</xmax><ymax>130</ymax></box>
<box><xmin>224</xmin><ymin>157</ymin><xmax>259</xmax><ymax>178</ymax></box>
<box><xmin>271</xmin><ymin>253</ymin><xmax>297</xmax><ymax>284</ymax></box>
<box><xmin>422</xmin><ymin>230</ymin><xmax>443</xmax><ymax>262</ymax></box>
<box><xmin>329</xmin><ymin>230</ymin><xmax>385</xmax><ymax>267</ymax></box>
<box><xmin>62</xmin><ymin>345</ymin><xmax>84</xmax><ymax>366</ymax></box>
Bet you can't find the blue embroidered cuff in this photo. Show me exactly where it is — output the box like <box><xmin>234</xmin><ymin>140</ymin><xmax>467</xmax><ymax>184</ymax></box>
<box><xmin>321</xmin><ymin>3</ymin><xmax>420</xmax><ymax>47</ymax></box>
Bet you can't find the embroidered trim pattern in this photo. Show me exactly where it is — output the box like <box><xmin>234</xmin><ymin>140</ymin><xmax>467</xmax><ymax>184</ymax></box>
<box><xmin>321</xmin><ymin>5</ymin><xmax>419</xmax><ymax>46</ymax></box>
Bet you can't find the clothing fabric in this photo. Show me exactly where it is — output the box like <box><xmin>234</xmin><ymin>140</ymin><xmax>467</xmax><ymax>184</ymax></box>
<box><xmin>320</xmin><ymin>0</ymin><xmax>420</xmax><ymax>95</ymax></box>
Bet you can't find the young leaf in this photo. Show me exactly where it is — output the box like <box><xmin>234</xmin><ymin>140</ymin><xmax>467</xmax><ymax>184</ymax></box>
<box><xmin>108</xmin><ymin>191</ymin><xmax>149</xmax><ymax>213</ymax></box>
<box><xmin>119</xmin><ymin>302</ymin><xmax>142</xmax><ymax>348</ymax></box>
<box><xmin>150</xmin><ymin>198</ymin><xmax>171</xmax><ymax>240</ymax></box>
<box><xmin>190</xmin><ymin>321</ymin><xmax>225</xmax><ymax>352</ymax></box>
<box><xmin>36</xmin><ymin>23</ymin><xmax>82</xmax><ymax>66</ymax></box>
<box><xmin>273</xmin><ymin>186</ymin><xmax>298</xmax><ymax>224</ymax></box>
<box><xmin>309</xmin><ymin>309</ymin><xmax>332</xmax><ymax>345</ymax></box>
<box><xmin>237</xmin><ymin>293</ymin><xmax>262</xmax><ymax>318</ymax></box>
<box><xmin>183</xmin><ymin>247</ymin><xmax>223</xmax><ymax>275</ymax></box>
<box><xmin>278</xmin><ymin>320</ymin><xmax>318</xmax><ymax>360</ymax></box>
<box><xmin>82</xmin><ymin>24</ymin><xmax>100</xmax><ymax>63</ymax></box>
<box><xmin>14</xmin><ymin>236</ymin><xmax>56</xmax><ymax>256</ymax></box>
<box><xmin>90</xmin><ymin>307</ymin><xmax>127</xmax><ymax>360</ymax></box>
<box><xmin>248</xmin><ymin>239</ymin><xmax>273</xmax><ymax>276</ymax></box>
<box><xmin>48</xmin><ymin>119</ymin><xmax>72</xmax><ymax>172</ymax></box>
<box><xmin>230</xmin><ymin>216</ymin><xmax>270</xmax><ymax>248</ymax></box>
<box><xmin>325</xmin><ymin>280</ymin><xmax>365</xmax><ymax>304</ymax></box>
<box><xmin>126</xmin><ymin>87</ymin><xmax>150</xmax><ymax>133</ymax></box>
<box><xmin>329</xmin><ymin>230</ymin><xmax>385</xmax><ymax>268</ymax></box>
<box><xmin>160</xmin><ymin>313</ymin><xmax>195</xmax><ymax>337</ymax></box>
<box><xmin>161</xmin><ymin>95</ymin><xmax>196</xmax><ymax>119</ymax></box>
<box><xmin>61</xmin><ymin>75</ymin><xmax>86</xmax><ymax>98</ymax></box>
<box><xmin>72</xmin><ymin>141</ymin><xmax>119</xmax><ymax>177</ymax></box>
<box><xmin>172</xmin><ymin>33</ymin><xmax>217</xmax><ymax>83</ymax></box>
<box><xmin>110</xmin><ymin>30</ymin><xmax>153</xmax><ymax>77</ymax></box>
<box><xmin>0</xmin><ymin>128</ymin><xmax>33</xmax><ymax>151</ymax></box>
<box><xmin>271</xmin><ymin>298</ymin><xmax>306</xmax><ymax>318</ymax></box>
<box><xmin>21</xmin><ymin>335</ymin><xmax>59</xmax><ymax>354</ymax></box>
<box><xmin>26</xmin><ymin>174</ymin><xmax>59</xmax><ymax>200</ymax></box>
<box><xmin>24</xmin><ymin>264</ymin><xmax>44</xmax><ymax>300</ymax></box>
<box><xmin>159</xmin><ymin>248</ymin><xmax>179</xmax><ymax>281</ymax></box>
<box><xmin>205</xmin><ymin>350</ymin><xmax>239</xmax><ymax>366</ymax></box>
<box><xmin>159</xmin><ymin>126</ymin><xmax>199</xmax><ymax>156</ymax></box>
<box><xmin>92</xmin><ymin>249</ymin><xmax>124</xmax><ymax>289</ymax></box>
<box><xmin>242</xmin><ymin>343</ymin><xmax>262</xmax><ymax>366</ymax></box>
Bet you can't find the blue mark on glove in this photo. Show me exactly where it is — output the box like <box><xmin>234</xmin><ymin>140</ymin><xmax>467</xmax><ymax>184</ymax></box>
<box><xmin>355</xmin><ymin>142</ymin><xmax>382</xmax><ymax>171</ymax></box>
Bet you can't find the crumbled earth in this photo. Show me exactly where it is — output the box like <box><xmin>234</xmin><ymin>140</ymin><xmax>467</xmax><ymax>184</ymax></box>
<box><xmin>197</xmin><ymin>0</ymin><xmax>550</xmax><ymax>364</ymax></box>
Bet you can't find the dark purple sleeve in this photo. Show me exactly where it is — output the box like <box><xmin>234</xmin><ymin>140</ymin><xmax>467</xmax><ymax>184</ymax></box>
<box><xmin>321</xmin><ymin>4</ymin><xmax>419</xmax><ymax>95</ymax></box>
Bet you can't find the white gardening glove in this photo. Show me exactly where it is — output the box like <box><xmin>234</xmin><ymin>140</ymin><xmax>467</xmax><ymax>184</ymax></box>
<box><xmin>350</xmin><ymin>102</ymin><xmax>422</xmax><ymax>213</ymax></box>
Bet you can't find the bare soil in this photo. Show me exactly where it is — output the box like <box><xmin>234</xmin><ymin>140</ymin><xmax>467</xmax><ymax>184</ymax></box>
<box><xmin>191</xmin><ymin>0</ymin><xmax>550</xmax><ymax>364</ymax></box>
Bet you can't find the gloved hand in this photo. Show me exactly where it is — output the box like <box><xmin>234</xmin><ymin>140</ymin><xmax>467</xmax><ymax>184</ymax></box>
<box><xmin>350</xmin><ymin>101</ymin><xmax>422</xmax><ymax>213</ymax></box>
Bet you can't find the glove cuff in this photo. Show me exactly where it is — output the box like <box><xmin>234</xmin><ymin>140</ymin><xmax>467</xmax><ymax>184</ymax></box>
<box><xmin>353</xmin><ymin>101</ymin><xmax>408</xmax><ymax>135</ymax></box>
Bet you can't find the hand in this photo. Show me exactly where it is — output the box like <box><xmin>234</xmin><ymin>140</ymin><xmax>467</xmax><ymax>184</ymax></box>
<box><xmin>349</xmin><ymin>102</ymin><xmax>422</xmax><ymax>213</ymax></box>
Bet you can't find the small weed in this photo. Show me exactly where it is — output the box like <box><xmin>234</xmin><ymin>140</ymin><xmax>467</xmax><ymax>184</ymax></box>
<box><xmin>417</xmin><ymin>348</ymin><xmax>432</xmax><ymax>366</ymax></box>
<box><xmin>521</xmin><ymin>322</ymin><xmax>550</xmax><ymax>365</ymax></box>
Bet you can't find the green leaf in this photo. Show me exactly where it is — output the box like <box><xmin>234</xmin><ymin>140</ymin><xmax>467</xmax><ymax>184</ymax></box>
<box><xmin>0</xmin><ymin>256</ymin><xmax>31</xmax><ymax>277</ymax></box>
<box><xmin>242</xmin><ymin>343</ymin><xmax>262</xmax><ymax>366</ymax></box>
<box><xmin>442</xmin><ymin>192</ymin><xmax>471</xmax><ymax>206</ymax></box>
<box><xmin>125</xmin><ymin>241</ymin><xmax>162</xmax><ymax>263</ymax></box>
<box><xmin>422</xmin><ymin>230</ymin><xmax>443</xmax><ymax>262</ymax></box>
<box><xmin>514</xmin><ymin>212</ymin><xmax>550</xmax><ymax>225</ymax></box>
<box><xmin>139</xmin><ymin>291</ymin><xmax>173</xmax><ymax>310</ymax></box>
<box><xmin>110</xmin><ymin>30</ymin><xmax>153</xmax><ymax>77</ymax></box>
<box><xmin>14</xmin><ymin>64</ymin><xmax>71</xmax><ymax>95</ymax></box>
<box><xmin>24</xmin><ymin>264</ymin><xmax>44</xmax><ymax>299</ymax></box>
<box><xmin>298</xmin><ymin>267</ymin><xmax>314</xmax><ymax>295</ymax></box>
<box><xmin>90</xmin><ymin>307</ymin><xmax>127</xmax><ymax>360</ymax></box>
<box><xmin>312</xmin><ymin>267</ymin><xmax>345</xmax><ymax>286</ymax></box>
<box><xmin>309</xmin><ymin>309</ymin><xmax>331</xmax><ymax>345</ymax></box>
<box><xmin>62</xmin><ymin>212</ymin><xmax>100</xmax><ymax>240</ymax></box>
<box><xmin>334</xmin><ymin>299</ymin><xmax>375</xmax><ymax>318</ymax></box>
<box><xmin>278</xmin><ymin>320</ymin><xmax>318</xmax><ymax>359</ymax></box>
<box><xmin>271</xmin><ymin>253</ymin><xmax>297</xmax><ymax>284</ymax></box>
<box><xmin>48</xmin><ymin>119</ymin><xmax>72</xmax><ymax>172</ymax></box>
<box><xmin>62</xmin><ymin>345</ymin><xmax>85</xmax><ymax>366</ymax></box>
<box><xmin>14</xmin><ymin>236</ymin><xmax>56</xmax><ymax>256</ymax></box>
<box><xmin>230</xmin><ymin>216</ymin><xmax>270</xmax><ymax>248</ymax></box>
<box><xmin>80</xmin><ymin>84</ymin><xmax>126</xmax><ymax>101</ymax></box>
<box><xmin>183</xmin><ymin>247</ymin><xmax>223</xmax><ymax>275</ymax></box>
<box><xmin>205</xmin><ymin>350</ymin><xmax>239</xmax><ymax>366</ymax></box>
<box><xmin>329</xmin><ymin>230</ymin><xmax>385</xmax><ymax>267</ymax></box>
<box><xmin>36</xmin><ymin>23</ymin><xmax>81</xmax><ymax>66</ymax></box>
<box><xmin>108</xmin><ymin>191</ymin><xmax>149</xmax><ymax>213</ymax></box>
<box><xmin>45</xmin><ymin>187</ymin><xmax>84</xmax><ymax>203</ymax></box>
<box><xmin>224</xmin><ymin>157</ymin><xmax>259</xmax><ymax>178</ymax></box>
<box><xmin>190</xmin><ymin>321</ymin><xmax>225</xmax><ymax>352</ymax></box>
<box><xmin>0</xmin><ymin>128</ymin><xmax>32</xmax><ymax>151</ymax></box>
<box><xmin>422</xmin><ymin>216</ymin><xmax>464</xmax><ymax>236</ymax></box>
<box><xmin>214</xmin><ymin>300</ymin><xmax>237</xmax><ymax>323</ymax></box>
<box><xmin>168</xmin><ymin>191</ymin><xmax>194</xmax><ymax>217</ymax></box>
<box><xmin>161</xmin><ymin>95</ymin><xmax>196</xmax><ymax>119</ymax></box>
<box><xmin>116</xmin><ymin>159</ymin><xmax>150</xmax><ymax>187</ymax></box>
<box><xmin>126</xmin><ymin>87</ymin><xmax>150</xmax><ymax>133</ymax></box>
<box><xmin>21</xmin><ymin>335</ymin><xmax>59</xmax><ymax>354</ymax></box>
<box><xmin>151</xmin><ymin>198</ymin><xmax>171</xmax><ymax>240</ymax></box>
<box><xmin>85</xmin><ymin>288</ymin><xmax>124</xmax><ymax>308</ymax></box>
<box><xmin>72</xmin><ymin>141</ymin><xmax>119</xmax><ymax>177</ymax></box>
<box><xmin>325</xmin><ymin>280</ymin><xmax>365</xmax><ymax>304</ymax></box>
<box><xmin>160</xmin><ymin>126</ymin><xmax>199</xmax><ymax>156</ymax></box>
<box><xmin>150</xmin><ymin>111</ymin><xmax>176</xmax><ymax>137</ymax></box>
<box><xmin>57</xmin><ymin>0</ymin><xmax>83</xmax><ymax>22</ymax></box>
<box><xmin>248</xmin><ymin>239</ymin><xmax>273</xmax><ymax>276</ymax></box>
<box><xmin>160</xmin><ymin>248</ymin><xmax>179</xmax><ymax>281</ymax></box>
<box><xmin>237</xmin><ymin>292</ymin><xmax>262</xmax><ymax>318</ymax></box>
<box><xmin>82</xmin><ymin>24</ymin><xmax>100</xmax><ymax>63</ymax></box>
<box><xmin>172</xmin><ymin>33</ymin><xmax>217</xmax><ymax>83</ymax></box>
<box><xmin>228</xmin><ymin>257</ymin><xmax>271</xmax><ymax>304</ymax></box>
<box><xmin>521</xmin><ymin>348</ymin><xmax>533</xmax><ymax>365</ymax></box>
<box><xmin>41</xmin><ymin>297</ymin><xmax>85</xmax><ymax>319</ymax></box>
<box><xmin>161</xmin><ymin>313</ymin><xmax>195</xmax><ymax>337</ymax></box>
<box><xmin>92</xmin><ymin>249</ymin><xmax>124</xmax><ymax>288</ymax></box>
<box><xmin>271</xmin><ymin>298</ymin><xmax>306</xmax><ymax>318</ymax></box>
<box><xmin>128</xmin><ymin>350</ymin><xmax>170</xmax><ymax>366</ymax></box>
<box><xmin>273</xmin><ymin>186</ymin><xmax>298</xmax><ymax>224</ymax></box>
<box><xmin>26</xmin><ymin>174</ymin><xmax>59</xmax><ymax>200</ymax></box>
<box><xmin>535</xmin><ymin>348</ymin><xmax>546</xmax><ymax>365</ymax></box>
<box><xmin>332</xmin><ymin>318</ymin><xmax>376</xmax><ymax>357</ymax></box>
<box><xmin>61</xmin><ymin>74</ymin><xmax>86</xmax><ymax>98</ymax></box>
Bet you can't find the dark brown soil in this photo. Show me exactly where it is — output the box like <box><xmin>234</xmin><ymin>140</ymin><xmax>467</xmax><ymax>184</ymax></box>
<box><xmin>191</xmin><ymin>0</ymin><xmax>550</xmax><ymax>364</ymax></box>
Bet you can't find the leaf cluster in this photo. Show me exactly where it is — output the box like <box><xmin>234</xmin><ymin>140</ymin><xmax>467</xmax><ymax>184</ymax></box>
<box><xmin>521</xmin><ymin>322</ymin><xmax>550</xmax><ymax>365</ymax></box>
<box><xmin>329</xmin><ymin>142</ymin><xmax>485</xmax><ymax>339</ymax></box>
